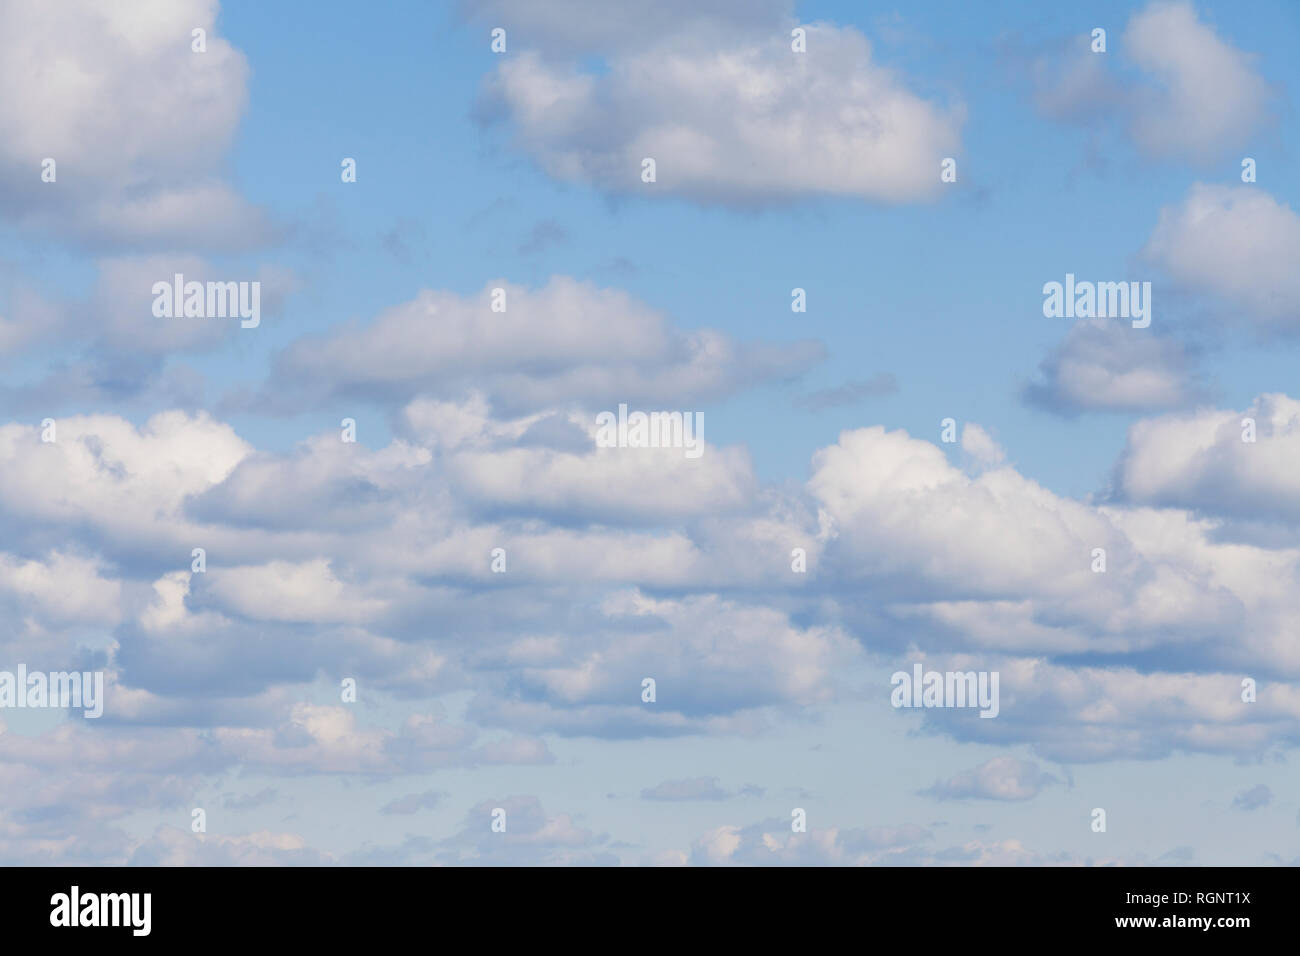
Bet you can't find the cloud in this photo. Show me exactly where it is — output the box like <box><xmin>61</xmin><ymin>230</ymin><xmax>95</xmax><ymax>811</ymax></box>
<box><xmin>1116</xmin><ymin>394</ymin><xmax>1300</xmax><ymax>521</ymax></box>
<box><xmin>1142</xmin><ymin>184</ymin><xmax>1300</xmax><ymax>332</ymax></box>
<box><xmin>436</xmin><ymin>795</ymin><xmax>617</xmax><ymax>866</ymax></box>
<box><xmin>1</xmin><ymin>390</ymin><xmax>1299</xmax><ymax>858</ymax></box>
<box><xmin>808</xmin><ymin>424</ymin><xmax>1127</xmax><ymax>601</ymax></box>
<box><xmin>1231</xmin><ymin>783</ymin><xmax>1272</xmax><ymax>811</ymax></box>
<box><xmin>215</xmin><ymin>704</ymin><xmax>555</xmax><ymax>775</ymax></box>
<box><xmin>3</xmin><ymin>253</ymin><xmax>294</xmax><ymax>351</ymax></box>
<box><xmin>222</xmin><ymin>788</ymin><xmax>278</xmax><ymax>811</ymax></box>
<box><xmin>205</xmin><ymin>559</ymin><xmax>390</xmax><ymax>625</ymax></box>
<box><xmin>261</xmin><ymin>277</ymin><xmax>823</xmax><ymax>414</ymax></box>
<box><xmin>1026</xmin><ymin>33</ymin><xmax>1123</xmax><ymax>124</ymax></box>
<box><xmin>518</xmin><ymin>218</ymin><xmax>569</xmax><ymax>255</ymax></box>
<box><xmin>0</xmin><ymin>0</ymin><xmax>270</xmax><ymax>247</ymax></box>
<box><xmin>793</xmin><ymin>374</ymin><xmax>898</xmax><ymax>411</ymax></box>
<box><xmin>641</xmin><ymin>777</ymin><xmax>734</xmax><ymax>801</ymax></box>
<box><xmin>1158</xmin><ymin>845</ymin><xmax>1196</xmax><ymax>863</ymax></box>
<box><xmin>1025</xmin><ymin>2</ymin><xmax>1273</xmax><ymax>164</ymax></box>
<box><xmin>0</xmin><ymin>410</ymin><xmax>252</xmax><ymax>558</ymax></box>
<box><xmin>461</xmin><ymin>0</ymin><xmax>788</xmax><ymax>55</ymax></box>
<box><xmin>1122</xmin><ymin>1</ymin><xmax>1272</xmax><ymax>162</ymax></box>
<box><xmin>0</xmin><ymin>548</ymin><xmax>123</xmax><ymax>668</ymax></box>
<box><xmin>960</xmin><ymin>423</ymin><xmax>1005</xmax><ymax>469</ymax></box>
<box><xmin>1024</xmin><ymin>318</ymin><xmax>1204</xmax><ymax>414</ymax></box>
<box><xmin>906</xmin><ymin>658</ymin><xmax>1300</xmax><ymax>763</ymax></box>
<box><xmin>6</xmin><ymin>399</ymin><xmax>1300</xmax><ymax>761</ymax></box>
<box><xmin>921</xmin><ymin>756</ymin><xmax>1059</xmax><ymax>801</ymax></box>
<box><xmin>464</xmin><ymin>591</ymin><xmax>859</xmax><ymax>738</ymax></box>
<box><xmin>127</xmin><ymin>826</ymin><xmax>332</xmax><ymax>866</ymax></box>
<box><xmin>683</xmin><ymin>817</ymin><xmax>1116</xmax><ymax>866</ymax></box>
<box><xmin>478</xmin><ymin>17</ymin><xmax>963</xmax><ymax>204</ymax></box>
<box><xmin>380</xmin><ymin>790</ymin><xmax>447</xmax><ymax>815</ymax></box>
<box><xmin>401</xmin><ymin>397</ymin><xmax>759</xmax><ymax>526</ymax></box>
<box><xmin>0</xmin><ymin>257</ymin><xmax>296</xmax><ymax>414</ymax></box>
<box><xmin>4</xmin><ymin>0</ymin><xmax>1295</xmax><ymax>870</ymax></box>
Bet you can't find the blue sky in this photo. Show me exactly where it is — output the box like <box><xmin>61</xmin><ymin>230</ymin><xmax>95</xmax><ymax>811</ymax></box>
<box><xmin>0</xmin><ymin>0</ymin><xmax>1297</xmax><ymax>865</ymax></box>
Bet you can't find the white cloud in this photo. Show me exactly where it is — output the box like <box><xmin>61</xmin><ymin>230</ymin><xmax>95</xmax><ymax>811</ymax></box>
<box><xmin>1123</xmin><ymin>1</ymin><xmax>1272</xmax><ymax>161</ymax></box>
<box><xmin>205</xmin><ymin>559</ymin><xmax>390</xmax><ymax>625</ymax></box>
<box><xmin>0</xmin><ymin>550</ymin><xmax>123</xmax><ymax>664</ymax></box>
<box><xmin>0</xmin><ymin>0</ymin><xmax>269</xmax><ymax>246</ymax></box>
<box><xmin>267</xmin><ymin>277</ymin><xmax>823</xmax><ymax>413</ymax></box>
<box><xmin>1028</xmin><ymin>34</ymin><xmax>1122</xmax><ymax>124</ymax></box>
<box><xmin>1024</xmin><ymin>318</ymin><xmax>1203</xmax><ymax>413</ymax></box>
<box><xmin>1118</xmin><ymin>393</ymin><xmax>1300</xmax><ymax>520</ymax></box>
<box><xmin>436</xmin><ymin>795</ymin><xmax>615</xmax><ymax>866</ymax></box>
<box><xmin>481</xmin><ymin>22</ymin><xmax>963</xmax><ymax>204</ymax></box>
<box><xmin>811</xmin><ymin>423</ymin><xmax>1300</xmax><ymax>687</ymax></box>
<box><xmin>405</xmin><ymin>397</ymin><xmax>758</xmax><ymax>525</ymax></box>
<box><xmin>960</xmin><ymin>423</ymin><xmax>1005</xmax><ymax>468</ymax></box>
<box><xmin>1142</xmin><ymin>184</ymin><xmax>1300</xmax><ymax>330</ymax></box>
<box><xmin>922</xmin><ymin>756</ymin><xmax>1059</xmax><ymax>801</ymax></box>
<box><xmin>0</xmin><ymin>396</ymin><xmax>1297</xmax><ymax>817</ymax></box>
<box><xmin>210</xmin><ymin>703</ymin><xmax>553</xmax><ymax>775</ymax></box>
<box><xmin>462</xmin><ymin>0</ymin><xmax>788</xmax><ymax>55</ymax></box>
<box><xmin>128</xmin><ymin>827</ymin><xmax>332</xmax><ymax>867</ymax></box>
<box><xmin>466</xmin><ymin>590</ymin><xmax>859</xmax><ymax>737</ymax></box>
<box><xmin>0</xmin><ymin>550</ymin><xmax>121</xmax><ymax>630</ymax></box>
<box><xmin>1026</xmin><ymin>2</ymin><xmax>1273</xmax><ymax>164</ymax></box>
<box><xmin>809</xmin><ymin>425</ymin><xmax>1126</xmax><ymax>600</ymax></box>
<box><xmin>923</xmin><ymin>657</ymin><xmax>1300</xmax><ymax>762</ymax></box>
<box><xmin>0</xmin><ymin>410</ymin><xmax>251</xmax><ymax>549</ymax></box>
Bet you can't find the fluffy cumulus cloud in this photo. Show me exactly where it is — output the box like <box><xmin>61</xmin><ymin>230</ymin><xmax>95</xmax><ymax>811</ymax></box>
<box><xmin>1117</xmin><ymin>393</ymin><xmax>1300</xmax><ymax>521</ymax></box>
<box><xmin>0</xmin><ymin>257</ymin><xmax>297</xmax><ymax>412</ymax></box>
<box><xmin>1023</xmin><ymin>178</ymin><xmax>1294</xmax><ymax>423</ymax></box>
<box><xmin>803</xmin><ymin>420</ymin><xmax>1300</xmax><ymax>757</ymax></box>
<box><xmin>474</xmin><ymin>2</ymin><xmax>963</xmax><ymax>204</ymax></box>
<box><xmin>909</xmin><ymin>657</ymin><xmax>1300</xmax><ymax>762</ymax></box>
<box><xmin>0</xmin><ymin>396</ymin><xmax>859</xmax><ymax>749</ymax></box>
<box><xmin>127</xmin><ymin>827</ymin><xmax>332</xmax><ymax>867</ymax></box>
<box><xmin>1027</xmin><ymin>1</ymin><xmax>1272</xmax><ymax>163</ymax></box>
<box><xmin>1142</xmin><ymin>184</ymin><xmax>1300</xmax><ymax>332</ymax></box>
<box><xmin>808</xmin><ymin>425</ymin><xmax>1127</xmax><ymax>603</ymax></box>
<box><xmin>1122</xmin><ymin>1</ymin><xmax>1272</xmax><ymax>161</ymax></box>
<box><xmin>4</xmin><ymin>386</ymin><xmax>1299</xmax><ymax>813</ymax></box>
<box><xmin>960</xmin><ymin>423</ymin><xmax>1005</xmax><ymax>469</ymax></box>
<box><xmin>0</xmin><ymin>410</ymin><xmax>252</xmax><ymax>555</ymax></box>
<box><xmin>262</xmin><ymin>277</ymin><xmax>823</xmax><ymax>414</ymax></box>
<box><xmin>921</xmin><ymin>756</ymin><xmax>1060</xmax><ymax>802</ymax></box>
<box><xmin>462</xmin><ymin>0</ymin><xmax>790</xmax><ymax>55</ymax></box>
<box><xmin>1024</xmin><ymin>318</ymin><xmax>1203</xmax><ymax>414</ymax></box>
<box><xmin>1024</xmin><ymin>179</ymin><xmax>1295</xmax><ymax>418</ymax></box>
<box><xmin>462</xmin><ymin>592</ymin><xmax>857</xmax><ymax>738</ymax></box>
<box><xmin>0</xmin><ymin>0</ymin><xmax>269</xmax><ymax>246</ymax></box>
<box><xmin>2</xmin><ymin>382</ymin><xmax>1299</xmax><ymax>858</ymax></box>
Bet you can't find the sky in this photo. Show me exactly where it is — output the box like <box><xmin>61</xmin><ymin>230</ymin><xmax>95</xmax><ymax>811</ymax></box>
<box><xmin>0</xmin><ymin>0</ymin><xmax>1297</xmax><ymax>865</ymax></box>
